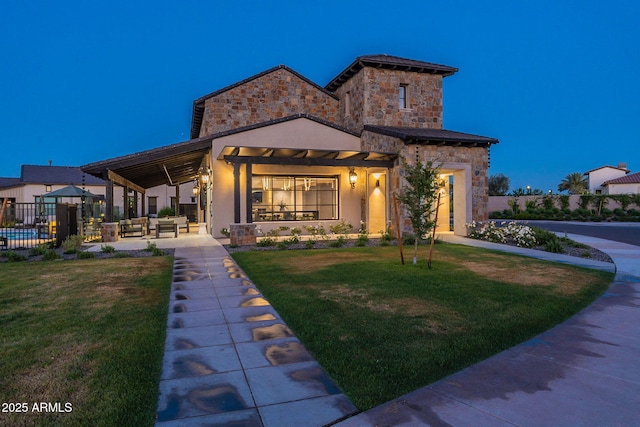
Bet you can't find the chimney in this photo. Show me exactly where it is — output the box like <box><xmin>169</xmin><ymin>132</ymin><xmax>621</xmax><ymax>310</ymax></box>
<box><xmin>48</xmin><ymin>160</ymin><xmax>52</xmax><ymax>166</ymax></box>
<box><xmin>618</xmin><ymin>162</ymin><xmax>628</xmax><ymax>172</ymax></box>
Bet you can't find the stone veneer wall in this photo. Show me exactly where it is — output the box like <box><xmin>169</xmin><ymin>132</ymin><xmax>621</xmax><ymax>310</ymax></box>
<box><xmin>414</xmin><ymin>145</ymin><xmax>490</xmax><ymax>222</ymax></box>
<box><xmin>200</xmin><ymin>68</ymin><xmax>340</xmax><ymax>137</ymax></box>
<box><xmin>333</xmin><ymin>68</ymin><xmax>444</xmax><ymax>133</ymax></box>
<box><xmin>229</xmin><ymin>224</ymin><xmax>257</xmax><ymax>246</ymax></box>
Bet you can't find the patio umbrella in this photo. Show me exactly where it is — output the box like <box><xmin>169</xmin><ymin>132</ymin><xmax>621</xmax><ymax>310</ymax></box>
<box><xmin>44</xmin><ymin>185</ymin><xmax>97</xmax><ymax>199</ymax></box>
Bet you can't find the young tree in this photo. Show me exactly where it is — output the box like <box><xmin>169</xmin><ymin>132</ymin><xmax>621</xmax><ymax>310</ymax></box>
<box><xmin>488</xmin><ymin>173</ymin><xmax>510</xmax><ymax>195</ymax></box>
<box><xmin>396</xmin><ymin>158</ymin><xmax>442</xmax><ymax>264</ymax></box>
<box><xmin>558</xmin><ymin>172</ymin><xmax>588</xmax><ymax>194</ymax></box>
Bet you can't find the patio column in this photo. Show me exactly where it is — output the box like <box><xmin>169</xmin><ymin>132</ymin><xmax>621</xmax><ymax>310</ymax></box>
<box><xmin>105</xmin><ymin>180</ymin><xmax>114</xmax><ymax>222</ymax></box>
<box><xmin>245</xmin><ymin>162</ymin><xmax>252</xmax><ymax>223</ymax></box>
<box><xmin>123</xmin><ymin>186</ymin><xmax>129</xmax><ymax>219</ymax></box>
<box><xmin>233</xmin><ymin>163</ymin><xmax>240</xmax><ymax>223</ymax></box>
<box><xmin>175</xmin><ymin>184</ymin><xmax>180</xmax><ymax>216</ymax></box>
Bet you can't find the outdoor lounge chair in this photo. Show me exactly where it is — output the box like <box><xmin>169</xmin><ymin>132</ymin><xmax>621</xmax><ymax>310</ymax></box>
<box><xmin>156</xmin><ymin>219</ymin><xmax>178</xmax><ymax>238</ymax></box>
<box><xmin>120</xmin><ymin>219</ymin><xmax>145</xmax><ymax>237</ymax></box>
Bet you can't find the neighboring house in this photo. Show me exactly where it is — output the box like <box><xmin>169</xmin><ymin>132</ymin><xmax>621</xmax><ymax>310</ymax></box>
<box><xmin>0</xmin><ymin>164</ymin><xmax>106</xmax><ymax>205</ymax></box>
<box><xmin>0</xmin><ymin>164</ymin><xmax>198</xmax><ymax>221</ymax></box>
<box><xmin>585</xmin><ymin>163</ymin><xmax>628</xmax><ymax>194</ymax></box>
<box><xmin>602</xmin><ymin>171</ymin><xmax>640</xmax><ymax>195</ymax></box>
<box><xmin>83</xmin><ymin>54</ymin><xmax>499</xmax><ymax>238</ymax></box>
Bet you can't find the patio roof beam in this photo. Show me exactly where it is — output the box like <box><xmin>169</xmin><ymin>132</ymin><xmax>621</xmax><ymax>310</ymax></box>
<box><xmin>106</xmin><ymin>170</ymin><xmax>145</xmax><ymax>194</ymax></box>
<box><xmin>222</xmin><ymin>155</ymin><xmax>395</xmax><ymax>168</ymax></box>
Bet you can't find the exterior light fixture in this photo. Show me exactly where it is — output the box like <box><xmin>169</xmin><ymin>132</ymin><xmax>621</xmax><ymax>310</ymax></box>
<box><xmin>375</xmin><ymin>179</ymin><xmax>380</xmax><ymax>187</ymax></box>
<box><xmin>348</xmin><ymin>168</ymin><xmax>357</xmax><ymax>189</ymax></box>
<box><xmin>192</xmin><ymin>180</ymin><xmax>199</xmax><ymax>195</ymax></box>
<box><xmin>45</xmin><ymin>185</ymin><xmax>52</xmax><ymax>192</ymax></box>
<box><xmin>200</xmin><ymin>167</ymin><xmax>211</xmax><ymax>184</ymax></box>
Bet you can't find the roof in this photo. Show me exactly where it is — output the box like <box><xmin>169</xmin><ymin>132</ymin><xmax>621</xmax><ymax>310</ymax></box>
<box><xmin>603</xmin><ymin>171</ymin><xmax>640</xmax><ymax>186</ymax></box>
<box><xmin>22</xmin><ymin>165</ymin><xmax>105</xmax><ymax>185</ymax></box>
<box><xmin>325</xmin><ymin>54</ymin><xmax>458</xmax><ymax>92</ymax></box>
<box><xmin>82</xmin><ymin>137</ymin><xmax>213</xmax><ymax>189</ymax></box>
<box><xmin>82</xmin><ymin>114</ymin><xmax>360</xmax><ymax>189</ymax></box>
<box><xmin>364</xmin><ymin>125</ymin><xmax>498</xmax><ymax>147</ymax></box>
<box><xmin>584</xmin><ymin>165</ymin><xmax>629</xmax><ymax>175</ymax></box>
<box><xmin>0</xmin><ymin>177</ymin><xmax>22</xmax><ymax>189</ymax></box>
<box><xmin>190</xmin><ymin>65</ymin><xmax>337</xmax><ymax>139</ymax></box>
<box><xmin>0</xmin><ymin>165</ymin><xmax>105</xmax><ymax>189</ymax></box>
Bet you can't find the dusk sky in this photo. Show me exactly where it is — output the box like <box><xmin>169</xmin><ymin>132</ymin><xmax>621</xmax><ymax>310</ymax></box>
<box><xmin>1</xmin><ymin>0</ymin><xmax>638</xmax><ymax>193</ymax></box>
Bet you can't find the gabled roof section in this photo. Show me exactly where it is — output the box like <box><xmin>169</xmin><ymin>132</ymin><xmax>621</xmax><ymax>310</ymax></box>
<box><xmin>21</xmin><ymin>165</ymin><xmax>105</xmax><ymax>185</ymax></box>
<box><xmin>209</xmin><ymin>113</ymin><xmax>360</xmax><ymax>140</ymax></box>
<box><xmin>584</xmin><ymin>165</ymin><xmax>629</xmax><ymax>175</ymax></box>
<box><xmin>190</xmin><ymin>65</ymin><xmax>337</xmax><ymax>139</ymax></box>
<box><xmin>82</xmin><ymin>137</ymin><xmax>212</xmax><ymax>189</ymax></box>
<box><xmin>364</xmin><ymin>125</ymin><xmax>498</xmax><ymax>147</ymax></box>
<box><xmin>326</xmin><ymin>54</ymin><xmax>458</xmax><ymax>92</ymax></box>
<box><xmin>603</xmin><ymin>171</ymin><xmax>640</xmax><ymax>186</ymax></box>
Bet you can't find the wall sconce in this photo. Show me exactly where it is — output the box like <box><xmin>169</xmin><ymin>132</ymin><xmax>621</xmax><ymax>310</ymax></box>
<box><xmin>348</xmin><ymin>167</ymin><xmax>357</xmax><ymax>189</ymax></box>
<box><xmin>45</xmin><ymin>185</ymin><xmax>52</xmax><ymax>192</ymax></box>
<box><xmin>199</xmin><ymin>166</ymin><xmax>211</xmax><ymax>185</ymax></box>
<box><xmin>192</xmin><ymin>180</ymin><xmax>199</xmax><ymax>195</ymax></box>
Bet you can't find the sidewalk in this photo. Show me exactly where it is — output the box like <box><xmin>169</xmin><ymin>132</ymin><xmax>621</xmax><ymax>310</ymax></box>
<box><xmin>334</xmin><ymin>234</ymin><xmax>640</xmax><ymax>426</ymax></box>
<box><xmin>153</xmin><ymin>238</ymin><xmax>357</xmax><ymax>426</ymax></box>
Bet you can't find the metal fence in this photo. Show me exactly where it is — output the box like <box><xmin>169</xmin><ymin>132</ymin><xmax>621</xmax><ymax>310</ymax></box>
<box><xmin>0</xmin><ymin>202</ymin><xmax>58</xmax><ymax>250</ymax></box>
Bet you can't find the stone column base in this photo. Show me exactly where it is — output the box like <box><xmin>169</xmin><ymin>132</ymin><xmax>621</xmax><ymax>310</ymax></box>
<box><xmin>230</xmin><ymin>224</ymin><xmax>256</xmax><ymax>245</ymax></box>
<box><xmin>101</xmin><ymin>222</ymin><xmax>119</xmax><ymax>243</ymax></box>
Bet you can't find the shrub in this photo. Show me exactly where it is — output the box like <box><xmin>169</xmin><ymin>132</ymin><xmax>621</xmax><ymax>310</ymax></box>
<box><xmin>42</xmin><ymin>249</ymin><xmax>61</xmax><ymax>261</ymax></box>
<box><xmin>100</xmin><ymin>245</ymin><xmax>116</xmax><ymax>253</ymax></box>
<box><xmin>402</xmin><ymin>233</ymin><xmax>416</xmax><ymax>246</ymax></box>
<box><xmin>157</xmin><ymin>206</ymin><xmax>175</xmax><ymax>218</ymax></box>
<box><xmin>2</xmin><ymin>250</ymin><xmax>27</xmax><ymax>262</ymax></box>
<box><xmin>29</xmin><ymin>243</ymin><xmax>51</xmax><ymax>256</ymax></box>
<box><xmin>329</xmin><ymin>219</ymin><xmax>353</xmax><ymax>237</ymax></box>
<box><xmin>62</xmin><ymin>235</ymin><xmax>84</xmax><ymax>253</ymax></box>
<box><xmin>304</xmin><ymin>240</ymin><xmax>316</xmax><ymax>249</ymax></box>
<box><xmin>220</xmin><ymin>228</ymin><xmax>231</xmax><ymax>238</ymax></box>
<box><xmin>77</xmin><ymin>251</ymin><xmax>96</xmax><ymax>259</ymax></box>
<box><xmin>257</xmin><ymin>237</ymin><xmax>276</xmax><ymax>247</ymax></box>
<box><xmin>144</xmin><ymin>241</ymin><xmax>165</xmax><ymax>256</ymax></box>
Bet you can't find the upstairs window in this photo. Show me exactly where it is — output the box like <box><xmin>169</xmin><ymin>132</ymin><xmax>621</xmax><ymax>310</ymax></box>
<box><xmin>399</xmin><ymin>84</ymin><xmax>408</xmax><ymax>109</ymax></box>
<box><xmin>344</xmin><ymin>91</ymin><xmax>351</xmax><ymax>117</ymax></box>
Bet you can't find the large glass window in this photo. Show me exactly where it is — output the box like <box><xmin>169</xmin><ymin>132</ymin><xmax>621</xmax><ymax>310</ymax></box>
<box><xmin>251</xmin><ymin>175</ymin><xmax>339</xmax><ymax>221</ymax></box>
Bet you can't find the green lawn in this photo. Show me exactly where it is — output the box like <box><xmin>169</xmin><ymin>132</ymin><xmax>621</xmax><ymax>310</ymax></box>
<box><xmin>0</xmin><ymin>257</ymin><xmax>173</xmax><ymax>427</ymax></box>
<box><xmin>232</xmin><ymin>244</ymin><xmax>613</xmax><ymax>410</ymax></box>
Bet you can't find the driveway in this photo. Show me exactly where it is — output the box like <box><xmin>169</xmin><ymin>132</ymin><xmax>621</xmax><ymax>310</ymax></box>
<box><xmin>526</xmin><ymin>220</ymin><xmax>640</xmax><ymax>247</ymax></box>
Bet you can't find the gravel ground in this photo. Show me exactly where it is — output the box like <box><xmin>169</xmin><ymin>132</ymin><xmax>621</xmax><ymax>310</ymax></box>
<box><xmin>0</xmin><ymin>246</ymin><xmax>175</xmax><ymax>262</ymax></box>
<box><xmin>225</xmin><ymin>237</ymin><xmax>614</xmax><ymax>264</ymax></box>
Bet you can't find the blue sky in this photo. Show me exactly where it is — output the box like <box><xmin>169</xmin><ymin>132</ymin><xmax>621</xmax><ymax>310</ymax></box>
<box><xmin>1</xmin><ymin>0</ymin><xmax>638</xmax><ymax>192</ymax></box>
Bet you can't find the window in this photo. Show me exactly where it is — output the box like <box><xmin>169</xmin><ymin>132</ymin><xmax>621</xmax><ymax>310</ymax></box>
<box><xmin>148</xmin><ymin>197</ymin><xmax>158</xmax><ymax>215</ymax></box>
<box><xmin>251</xmin><ymin>175</ymin><xmax>339</xmax><ymax>221</ymax></box>
<box><xmin>399</xmin><ymin>84</ymin><xmax>408</xmax><ymax>109</ymax></box>
<box><xmin>344</xmin><ymin>91</ymin><xmax>351</xmax><ymax>117</ymax></box>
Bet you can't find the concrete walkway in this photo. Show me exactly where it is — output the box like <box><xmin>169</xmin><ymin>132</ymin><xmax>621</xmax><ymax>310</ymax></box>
<box><xmin>334</xmin><ymin>234</ymin><xmax>640</xmax><ymax>427</ymax></box>
<box><xmin>150</xmin><ymin>237</ymin><xmax>357</xmax><ymax>426</ymax></box>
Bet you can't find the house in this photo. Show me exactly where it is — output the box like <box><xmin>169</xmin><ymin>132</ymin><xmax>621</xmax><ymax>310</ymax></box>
<box><xmin>82</xmin><ymin>54</ymin><xmax>498</xmax><ymax>241</ymax></box>
<box><xmin>602</xmin><ymin>171</ymin><xmax>640</xmax><ymax>195</ymax></box>
<box><xmin>585</xmin><ymin>163</ymin><xmax>629</xmax><ymax>194</ymax></box>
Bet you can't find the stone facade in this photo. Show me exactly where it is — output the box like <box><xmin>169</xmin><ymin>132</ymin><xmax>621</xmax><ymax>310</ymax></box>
<box><xmin>334</xmin><ymin>68</ymin><xmax>444</xmax><ymax>132</ymax></box>
<box><xmin>199</xmin><ymin>67</ymin><xmax>340</xmax><ymax>138</ymax></box>
<box><xmin>229</xmin><ymin>224</ymin><xmax>257</xmax><ymax>246</ymax></box>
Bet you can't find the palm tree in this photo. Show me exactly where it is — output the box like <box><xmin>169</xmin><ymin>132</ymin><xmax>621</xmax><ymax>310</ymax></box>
<box><xmin>557</xmin><ymin>172</ymin><xmax>588</xmax><ymax>194</ymax></box>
